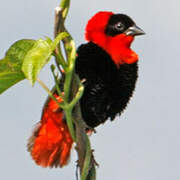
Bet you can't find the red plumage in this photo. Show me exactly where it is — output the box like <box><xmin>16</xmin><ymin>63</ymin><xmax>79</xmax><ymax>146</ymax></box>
<box><xmin>27</xmin><ymin>95</ymin><xmax>73</xmax><ymax>167</ymax></box>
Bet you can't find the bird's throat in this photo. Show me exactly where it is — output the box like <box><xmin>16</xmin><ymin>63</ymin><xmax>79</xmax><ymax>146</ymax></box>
<box><xmin>94</xmin><ymin>34</ymin><xmax>139</xmax><ymax>66</ymax></box>
<box><xmin>105</xmin><ymin>34</ymin><xmax>138</xmax><ymax>66</ymax></box>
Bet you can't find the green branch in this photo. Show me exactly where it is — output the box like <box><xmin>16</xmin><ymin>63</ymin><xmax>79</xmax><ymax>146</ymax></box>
<box><xmin>53</xmin><ymin>0</ymin><xmax>97</xmax><ymax>180</ymax></box>
<box><xmin>54</xmin><ymin>48</ymin><xmax>67</xmax><ymax>70</ymax></box>
<box><xmin>37</xmin><ymin>78</ymin><xmax>65</xmax><ymax>109</ymax></box>
<box><xmin>51</xmin><ymin>64</ymin><xmax>64</xmax><ymax>99</ymax></box>
<box><xmin>69</xmin><ymin>83</ymin><xmax>84</xmax><ymax>110</ymax></box>
<box><xmin>81</xmin><ymin>136</ymin><xmax>92</xmax><ymax>180</ymax></box>
<box><xmin>59</xmin><ymin>0</ymin><xmax>70</xmax><ymax>18</ymax></box>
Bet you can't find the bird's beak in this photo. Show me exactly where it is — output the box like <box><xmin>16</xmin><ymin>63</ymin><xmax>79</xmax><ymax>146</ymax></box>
<box><xmin>125</xmin><ymin>25</ymin><xmax>145</xmax><ymax>36</ymax></box>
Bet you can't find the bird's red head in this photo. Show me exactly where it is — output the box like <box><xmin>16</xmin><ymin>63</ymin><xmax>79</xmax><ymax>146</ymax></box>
<box><xmin>85</xmin><ymin>11</ymin><xmax>145</xmax><ymax>66</ymax></box>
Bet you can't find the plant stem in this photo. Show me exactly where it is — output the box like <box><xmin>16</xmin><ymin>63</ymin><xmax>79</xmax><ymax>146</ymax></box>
<box><xmin>59</xmin><ymin>0</ymin><xmax>70</xmax><ymax>18</ymax></box>
<box><xmin>64</xmin><ymin>109</ymin><xmax>76</xmax><ymax>141</ymax></box>
<box><xmin>54</xmin><ymin>1</ymin><xmax>97</xmax><ymax>180</ymax></box>
<box><xmin>37</xmin><ymin>78</ymin><xmax>65</xmax><ymax>109</ymax></box>
<box><xmin>69</xmin><ymin>83</ymin><xmax>84</xmax><ymax>109</ymax></box>
<box><xmin>54</xmin><ymin>48</ymin><xmax>67</xmax><ymax>70</ymax></box>
<box><xmin>51</xmin><ymin>65</ymin><xmax>64</xmax><ymax>99</ymax></box>
<box><xmin>80</xmin><ymin>136</ymin><xmax>91</xmax><ymax>180</ymax></box>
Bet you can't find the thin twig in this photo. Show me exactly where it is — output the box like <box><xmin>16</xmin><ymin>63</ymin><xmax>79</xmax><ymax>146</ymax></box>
<box><xmin>51</xmin><ymin>64</ymin><xmax>64</xmax><ymax>99</ymax></box>
<box><xmin>37</xmin><ymin>78</ymin><xmax>65</xmax><ymax>109</ymax></box>
<box><xmin>71</xmin><ymin>75</ymin><xmax>88</xmax><ymax>171</ymax></box>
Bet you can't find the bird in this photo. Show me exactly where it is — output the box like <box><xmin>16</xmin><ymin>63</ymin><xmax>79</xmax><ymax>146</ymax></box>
<box><xmin>27</xmin><ymin>11</ymin><xmax>145</xmax><ymax>168</ymax></box>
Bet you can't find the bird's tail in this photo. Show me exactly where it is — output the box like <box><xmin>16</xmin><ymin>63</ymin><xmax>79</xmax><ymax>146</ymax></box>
<box><xmin>27</xmin><ymin>94</ymin><xmax>73</xmax><ymax>168</ymax></box>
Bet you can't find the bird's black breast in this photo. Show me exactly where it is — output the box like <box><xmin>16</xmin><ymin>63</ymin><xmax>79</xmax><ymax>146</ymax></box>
<box><xmin>75</xmin><ymin>42</ymin><xmax>138</xmax><ymax>128</ymax></box>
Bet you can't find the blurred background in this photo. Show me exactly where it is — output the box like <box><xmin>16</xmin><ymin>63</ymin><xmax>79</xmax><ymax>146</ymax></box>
<box><xmin>0</xmin><ymin>0</ymin><xmax>179</xmax><ymax>179</ymax></box>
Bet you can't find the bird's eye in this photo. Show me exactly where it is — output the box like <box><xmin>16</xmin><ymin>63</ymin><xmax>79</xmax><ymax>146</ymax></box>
<box><xmin>115</xmin><ymin>22</ymin><xmax>125</xmax><ymax>31</ymax></box>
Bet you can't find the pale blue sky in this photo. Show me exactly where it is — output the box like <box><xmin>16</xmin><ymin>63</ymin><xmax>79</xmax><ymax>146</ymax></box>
<box><xmin>0</xmin><ymin>0</ymin><xmax>180</xmax><ymax>180</ymax></box>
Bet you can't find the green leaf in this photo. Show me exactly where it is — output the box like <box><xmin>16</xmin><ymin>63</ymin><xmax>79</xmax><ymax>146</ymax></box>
<box><xmin>22</xmin><ymin>39</ymin><xmax>52</xmax><ymax>85</ymax></box>
<box><xmin>22</xmin><ymin>33</ymin><xmax>68</xmax><ymax>85</ymax></box>
<box><xmin>0</xmin><ymin>33</ymin><xmax>68</xmax><ymax>93</ymax></box>
<box><xmin>0</xmin><ymin>39</ymin><xmax>35</xmax><ymax>94</ymax></box>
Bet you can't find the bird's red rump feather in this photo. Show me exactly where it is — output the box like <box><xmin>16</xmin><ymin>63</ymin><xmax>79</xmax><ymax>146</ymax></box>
<box><xmin>27</xmin><ymin>94</ymin><xmax>73</xmax><ymax>168</ymax></box>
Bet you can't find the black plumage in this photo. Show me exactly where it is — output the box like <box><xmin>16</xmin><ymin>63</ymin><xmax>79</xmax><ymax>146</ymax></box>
<box><xmin>75</xmin><ymin>42</ymin><xmax>138</xmax><ymax>128</ymax></box>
